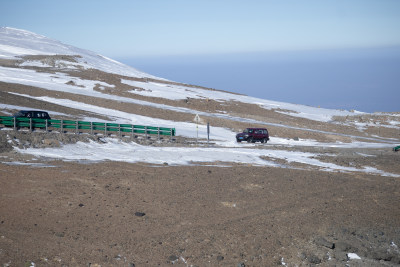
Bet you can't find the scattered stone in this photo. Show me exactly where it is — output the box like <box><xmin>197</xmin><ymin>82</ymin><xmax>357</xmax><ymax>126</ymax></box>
<box><xmin>134</xmin><ymin>212</ymin><xmax>145</xmax><ymax>217</ymax></box>
<box><xmin>301</xmin><ymin>252</ymin><xmax>321</xmax><ymax>264</ymax></box>
<box><xmin>334</xmin><ymin>251</ymin><xmax>348</xmax><ymax>262</ymax></box>
<box><xmin>168</xmin><ymin>255</ymin><xmax>178</xmax><ymax>262</ymax></box>
<box><xmin>54</xmin><ymin>232</ymin><xmax>64</xmax><ymax>238</ymax></box>
<box><xmin>307</xmin><ymin>253</ymin><xmax>321</xmax><ymax>264</ymax></box>
<box><xmin>237</xmin><ymin>263</ymin><xmax>245</xmax><ymax>267</ymax></box>
<box><xmin>216</xmin><ymin>255</ymin><xmax>224</xmax><ymax>261</ymax></box>
<box><xmin>129</xmin><ymin>263</ymin><xmax>135</xmax><ymax>267</ymax></box>
<box><xmin>334</xmin><ymin>241</ymin><xmax>352</xmax><ymax>252</ymax></box>
<box><xmin>315</xmin><ymin>236</ymin><xmax>335</xmax><ymax>249</ymax></box>
<box><xmin>78</xmin><ymin>203</ymin><xmax>84</xmax><ymax>207</ymax></box>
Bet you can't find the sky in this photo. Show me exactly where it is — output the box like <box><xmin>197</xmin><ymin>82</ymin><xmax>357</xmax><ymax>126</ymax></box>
<box><xmin>1</xmin><ymin>0</ymin><xmax>400</xmax><ymax>112</ymax></box>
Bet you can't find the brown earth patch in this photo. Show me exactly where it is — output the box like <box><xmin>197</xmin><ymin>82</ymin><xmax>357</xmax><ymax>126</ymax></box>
<box><xmin>0</xmin><ymin>159</ymin><xmax>399</xmax><ymax>266</ymax></box>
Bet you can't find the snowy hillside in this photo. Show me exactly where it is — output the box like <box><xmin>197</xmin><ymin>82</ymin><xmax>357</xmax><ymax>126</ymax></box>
<box><xmin>0</xmin><ymin>27</ymin><xmax>399</xmax><ymax>178</ymax></box>
<box><xmin>0</xmin><ymin>27</ymin><xmax>159</xmax><ymax>79</ymax></box>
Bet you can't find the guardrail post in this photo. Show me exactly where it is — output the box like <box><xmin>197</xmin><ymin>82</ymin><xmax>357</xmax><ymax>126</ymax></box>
<box><xmin>145</xmin><ymin>126</ymin><xmax>148</xmax><ymax>140</ymax></box>
<box><xmin>105</xmin><ymin>123</ymin><xmax>107</xmax><ymax>137</ymax></box>
<box><xmin>75</xmin><ymin>121</ymin><xmax>78</xmax><ymax>134</ymax></box>
<box><xmin>45</xmin><ymin>119</ymin><xmax>48</xmax><ymax>132</ymax></box>
<box><xmin>157</xmin><ymin>127</ymin><xmax>160</xmax><ymax>140</ymax></box>
<box><xmin>90</xmin><ymin>122</ymin><xmax>93</xmax><ymax>135</ymax></box>
<box><xmin>131</xmin><ymin>125</ymin><xmax>134</xmax><ymax>140</ymax></box>
<box><xmin>29</xmin><ymin>118</ymin><xmax>32</xmax><ymax>132</ymax></box>
<box><xmin>119</xmin><ymin>124</ymin><xmax>121</xmax><ymax>138</ymax></box>
<box><xmin>61</xmin><ymin>120</ymin><xmax>63</xmax><ymax>133</ymax></box>
<box><xmin>13</xmin><ymin>117</ymin><xmax>16</xmax><ymax>131</ymax></box>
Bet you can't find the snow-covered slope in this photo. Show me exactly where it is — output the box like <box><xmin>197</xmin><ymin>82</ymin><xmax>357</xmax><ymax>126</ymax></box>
<box><xmin>0</xmin><ymin>27</ymin><xmax>367</xmax><ymax>122</ymax></box>
<box><xmin>0</xmin><ymin>27</ymin><xmax>399</xmax><ymax>177</ymax></box>
<box><xmin>0</xmin><ymin>27</ymin><xmax>159</xmax><ymax>79</ymax></box>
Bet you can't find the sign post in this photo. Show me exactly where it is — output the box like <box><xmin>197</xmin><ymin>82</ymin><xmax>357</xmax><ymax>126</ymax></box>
<box><xmin>194</xmin><ymin>114</ymin><xmax>200</xmax><ymax>144</ymax></box>
<box><xmin>207</xmin><ymin>122</ymin><xmax>210</xmax><ymax>145</ymax></box>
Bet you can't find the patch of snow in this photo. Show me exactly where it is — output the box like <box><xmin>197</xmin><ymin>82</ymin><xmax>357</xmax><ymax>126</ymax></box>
<box><xmin>347</xmin><ymin>253</ymin><xmax>361</xmax><ymax>260</ymax></box>
<box><xmin>0</xmin><ymin>66</ymin><xmax>114</xmax><ymax>93</ymax></box>
<box><xmin>14</xmin><ymin>139</ymin><xmax>400</xmax><ymax>177</ymax></box>
<box><xmin>121</xmin><ymin>80</ymin><xmax>362</xmax><ymax>122</ymax></box>
<box><xmin>7</xmin><ymin>92</ymin><xmax>397</xmax><ymax>146</ymax></box>
<box><xmin>2</xmin><ymin>161</ymin><xmax>56</xmax><ymax>168</ymax></box>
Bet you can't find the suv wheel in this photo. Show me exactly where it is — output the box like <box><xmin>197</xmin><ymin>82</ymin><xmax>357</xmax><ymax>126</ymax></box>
<box><xmin>262</xmin><ymin>138</ymin><xmax>268</xmax><ymax>144</ymax></box>
<box><xmin>247</xmin><ymin>137</ymin><xmax>253</xmax><ymax>143</ymax></box>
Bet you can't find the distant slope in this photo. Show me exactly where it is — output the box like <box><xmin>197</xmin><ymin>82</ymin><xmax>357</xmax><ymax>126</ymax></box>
<box><xmin>0</xmin><ymin>27</ymin><xmax>160</xmax><ymax>79</ymax></box>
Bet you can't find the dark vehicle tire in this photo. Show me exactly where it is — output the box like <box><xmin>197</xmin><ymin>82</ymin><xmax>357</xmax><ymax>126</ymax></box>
<box><xmin>262</xmin><ymin>138</ymin><xmax>268</xmax><ymax>144</ymax></box>
<box><xmin>247</xmin><ymin>137</ymin><xmax>253</xmax><ymax>143</ymax></box>
<box><xmin>237</xmin><ymin>139</ymin><xmax>242</xmax><ymax>143</ymax></box>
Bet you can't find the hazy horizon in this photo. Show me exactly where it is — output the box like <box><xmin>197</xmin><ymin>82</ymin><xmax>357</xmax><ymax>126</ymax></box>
<box><xmin>117</xmin><ymin>47</ymin><xmax>400</xmax><ymax>113</ymax></box>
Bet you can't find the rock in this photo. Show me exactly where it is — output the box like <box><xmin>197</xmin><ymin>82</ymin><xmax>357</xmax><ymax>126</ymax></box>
<box><xmin>334</xmin><ymin>251</ymin><xmax>348</xmax><ymax>262</ymax></box>
<box><xmin>43</xmin><ymin>138</ymin><xmax>60</xmax><ymax>147</ymax></box>
<box><xmin>371</xmin><ymin>249</ymin><xmax>393</xmax><ymax>262</ymax></box>
<box><xmin>315</xmin><ymin>237</ymin><xmax>335</xmax><ymax>249</ymax></box>
<box><xmin>308</xmin><ymin>254</ymin><xmax>321</xmax><ymax>264</ymax></box>
<box><xmin>134</xmin><ymin>212</ymin><xmax>145</xmax><ymax>217</ymax></box>
<box><xmin>301</xmin><ymin>252</ymin><xmax>321</xmax><ymax>264</ymax></box>
<box><xmin>216</xmin><ymin>255</ymin><xmax>224</xmax><ymax>261</ymax></box>
<box><xmin>334</xmin><ymin>241</ymin><xmax>352</xmax><ymax>252</ymax></box>
<box><xmin>237</xmin><ymin>263</ymin><xmax>246</xmax><ymax>267</ymax></box>
<box><xmin>129</xmin><ymin>263</ymin><xmax>135</xmax><ymax>267</ymax></box>
<box><xmin>168</xmin><ymin>255</ymin><xmax>178</xmax><ymax>262</ymax></box>
<box><xmin>78</xmin><ymin>203</ymin><xmax>84</xmax><ymax>207</ymax></box>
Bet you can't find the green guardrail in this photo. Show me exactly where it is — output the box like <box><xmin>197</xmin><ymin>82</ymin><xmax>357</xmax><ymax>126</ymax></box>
<box><xmin>394</xmin><ymin>145</ymin><xmax>400</xmax><ymax>152</ymax></box>
<box><xmin>0</xmin><ymin>116</ymin><xmax>175</xmax><ymax>138</ymax></box>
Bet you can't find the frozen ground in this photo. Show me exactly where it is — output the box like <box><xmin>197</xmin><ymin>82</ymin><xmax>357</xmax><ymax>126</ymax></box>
<box><xmin>13</xmin><ymin>138</ymin><xmax>399</xmax><ymax>178</ymax></box>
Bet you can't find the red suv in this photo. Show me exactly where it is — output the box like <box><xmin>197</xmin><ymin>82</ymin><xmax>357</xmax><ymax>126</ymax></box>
<box><xmin>236</xmin><ymin>128</ymin><xmax>269</xmax><ymax>143</ymax></box>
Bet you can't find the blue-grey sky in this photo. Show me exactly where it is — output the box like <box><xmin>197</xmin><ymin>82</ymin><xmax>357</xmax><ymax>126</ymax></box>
<box><xmin>2</xmin><ymin>0</ymin><xmax>400</xmax><ymax>57</ymax></box>
<box><xmin>1</xmin><ymin>0</ymin><xmax>400</xmax><ymax>112</ymax></box>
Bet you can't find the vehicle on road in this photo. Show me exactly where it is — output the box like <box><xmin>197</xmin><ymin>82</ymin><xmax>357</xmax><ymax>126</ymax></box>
<box><xmin>236</xmin><ymin>128</ymin><xmax>269</xmax><ymax>143</ymax></box>
<box><xmin>13</xmin><ymin>110</ymin><xmax>51</xmax><ymax>120</ymax></box>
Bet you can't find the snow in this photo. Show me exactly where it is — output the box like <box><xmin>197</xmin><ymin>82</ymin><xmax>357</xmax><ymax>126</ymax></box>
<box><xmin>0</xmin><ymin>66</ymin><xmax>115</xmax><ymax>93</ymax></box>
<box><xmin>121</xmin><ymin>80</ymin><xmax>362</xmax><ymax>122</ymax></box>
<box><xmin>347</xmin><ymin>253</ymin><xmax>361</xmax><ymax>260</ymax></box>
<box><xmin>15</xmin><ymin>139</ymin><xmax>400</xmax><ymax>177</ymax></box>
<box><xmin>5</xmin><ymin>94</ymin><xmax>396</xmax><ymax>149</ymax></box>
<box><xmin>0</xmin><ymin>27</ymin><xmax>160</xmax><ymax>79</ymax></box>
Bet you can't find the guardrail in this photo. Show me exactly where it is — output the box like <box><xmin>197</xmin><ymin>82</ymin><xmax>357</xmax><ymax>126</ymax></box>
<box><xmin>0</xmin><ymin>116</ymin><xmax>175</xmax><ymax>138</ymax></box>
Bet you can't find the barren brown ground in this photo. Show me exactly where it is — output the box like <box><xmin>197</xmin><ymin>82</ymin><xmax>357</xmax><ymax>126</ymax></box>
<box><xmin>1</xmin><ymin>152</ymin><xmax>400</xmax><ymax>266</ymax></box>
